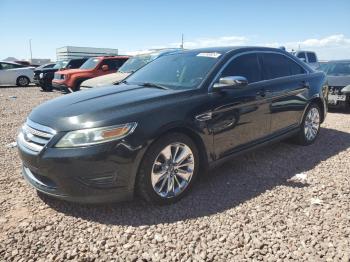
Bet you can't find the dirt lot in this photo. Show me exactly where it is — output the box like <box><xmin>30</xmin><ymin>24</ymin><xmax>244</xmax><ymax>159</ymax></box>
<box><xmin>0</xmin><ymin>86</ymin><xmax>349</xmax><ymax>261</ymax></box>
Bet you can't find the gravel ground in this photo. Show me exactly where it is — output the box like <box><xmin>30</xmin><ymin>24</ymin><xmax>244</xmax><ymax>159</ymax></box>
<box><xmin>0</xmin><ymin>86</ymin><xmax>349</xmax><ymax>261</ymax></box>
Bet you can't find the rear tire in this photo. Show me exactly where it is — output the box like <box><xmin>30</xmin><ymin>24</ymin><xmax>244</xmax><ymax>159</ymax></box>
<box><xmin>136</xmin><ymin>133</ymin><xmax>199</xmax><ymax>205</ymax></box>
<box><xmin>16</xmin><ymin>76</ymin><xmax>30</xmax><ymax>87</ymax></box>
<box><xmin>292</xmin><ymin>103</ymin><xmax>321</xmax><ymax>146</ymax></box>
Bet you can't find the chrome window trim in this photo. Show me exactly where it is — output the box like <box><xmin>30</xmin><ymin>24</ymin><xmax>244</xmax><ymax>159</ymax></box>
<box><xmin>209</xmin><ymin>50</ymin><xmax>310</xmax><ymax>92</ymax></box>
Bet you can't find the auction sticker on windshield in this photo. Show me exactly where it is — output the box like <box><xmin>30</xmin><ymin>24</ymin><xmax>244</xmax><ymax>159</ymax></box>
<box><xmin>196</xmin><ymin>52</ymin><xmax>221</xmax><ymax>58</ymax></box>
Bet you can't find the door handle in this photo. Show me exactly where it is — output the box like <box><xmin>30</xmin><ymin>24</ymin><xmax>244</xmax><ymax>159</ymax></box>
<box><xmin>256</xmin><ymin>89</ymin><xmax>266</xmax><ymax>97</ymax></box>
<box><xmin>301</xmin><ymin>81</ymin><xmax>310</xmax><ymax>89</ymax></box>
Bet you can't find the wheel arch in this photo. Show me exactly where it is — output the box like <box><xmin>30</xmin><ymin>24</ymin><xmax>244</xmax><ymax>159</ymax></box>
<box><xmin>16</xmin><ymin>75</ymin><xmax>30</xmax><ymax>85</ymax></box>
<box><xmin>310</xmin><ymin>97</ymin><xmax>326</xmax><ymax>123</ymax></box>
<box><xmin>136</xmin><ymin>123</ymin><xmax>210</xmax><ymax>181</ymax></box>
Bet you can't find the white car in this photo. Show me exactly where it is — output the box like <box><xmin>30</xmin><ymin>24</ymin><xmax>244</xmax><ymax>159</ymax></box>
<box><xmin>0</xmin><ymin>61</ymin><xmax>35</xmax><ymax>86</ymax></box>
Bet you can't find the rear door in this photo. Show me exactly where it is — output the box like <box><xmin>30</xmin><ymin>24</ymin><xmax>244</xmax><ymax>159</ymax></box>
<box><xmin>208</xmin><ymin>53</ymin><xmax>271</xmax><ymax>159</ymax></box>
<box><xmin>260</xmin><ymin>53</ymin><xmax>309</xmax><ymax>134</ymax></box>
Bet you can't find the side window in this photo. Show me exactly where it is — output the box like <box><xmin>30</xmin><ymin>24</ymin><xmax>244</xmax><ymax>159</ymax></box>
<box><xmin>287</xmin><ymin>58</ymin><xmax>306</xmax><ymax>75</ymax></box>
<box><xmin>69</xmin><ymin>60</ymin><xmax>84</xmax><ymax>68</ymax></box>
<box><xmin>221</xmin><ymin>53</ymin><xmax>261</xmax><ymax>83</ymax></box>
<box><xmin>261</xmin><ymin>53</ymin><xmax>305</xmax><ymax>80</ymax></box>
<box><xmin>306</xmin><ymin>52</ymin><xmax>317</xmax><ymax>63</ymax></box>
<box><xmin>261</xmin><ymin>53</ymin><xmax>290</xmax><ymax>79</ymax></box>
<box><xmin>1</xmin><ymin>63</ymin><xmax>15</xmax><ymax>70</ymax></box>
<box><xmin>114</xmin><ymin>59</ymin><xmax>128</xmax><ymax>69</ymax></box>
<box><xmin>297</xmin><ymin>52</ymin><xmax>306</xmax><ymax>60</ymax></box>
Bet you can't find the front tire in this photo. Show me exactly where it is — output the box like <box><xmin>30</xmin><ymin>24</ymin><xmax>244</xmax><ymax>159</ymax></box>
<box><xmin>16</xmin><ymin>76</ymin><xmax>30</xmax><ymax>87</ymax></box>
<box><xmin>136</xmin><ymin>133</ymin><xmax>199</xmax><ymax>204</ymax></box>
<box><xmin>293</xmin><ymin>103</ymin><xmax>321</xmax><ymax>145</ymax></box>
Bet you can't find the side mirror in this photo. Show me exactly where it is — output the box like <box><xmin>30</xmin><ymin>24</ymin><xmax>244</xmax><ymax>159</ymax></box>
<box><xmin>213</xmin><ymin>76</ymin><xmax>248</xmax><ymax>90</ymax></box>
<box><xmin>101</xmin><ymin>65</ymin><xmax>109</xmax><ymax>71</ymax></box>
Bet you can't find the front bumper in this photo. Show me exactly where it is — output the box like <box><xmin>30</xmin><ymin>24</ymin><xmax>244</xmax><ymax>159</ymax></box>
<box><xmin>17</xmin><ymin>136</ymin><xmax>146</xmax><ymax>204</ymax></box>
<box><xmin>52</xmin><ymin>81</ymin><xmax>70</xmax><ymax>92</ymax></box>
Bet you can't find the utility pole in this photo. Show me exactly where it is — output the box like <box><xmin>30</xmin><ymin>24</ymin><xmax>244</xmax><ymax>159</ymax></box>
<box><xmin>29</xmin><ymin>39</ymin><xmax>33</xmax><ymax>62</ymax></box>
<box><xmin>180</xmin><ymin>34</ymin><xmax>184</xmax><ymax>49</ymax></box>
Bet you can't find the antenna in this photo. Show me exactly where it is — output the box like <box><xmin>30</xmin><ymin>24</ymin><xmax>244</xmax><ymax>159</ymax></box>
<box><xmin>29</xmin><ymin>39</ymin><xmax>33</xmax><ymax>62</ymax></box>
<box><xmin>180</xmin><ymin>34</ymin><xmax>184</xmax><ymax>49</ymax></box>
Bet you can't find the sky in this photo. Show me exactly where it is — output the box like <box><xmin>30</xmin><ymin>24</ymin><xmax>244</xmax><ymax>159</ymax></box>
<box><xmin>1</xmin><ymin>0</ymin><xmax>350</xmax><ymax>61</ymax></box>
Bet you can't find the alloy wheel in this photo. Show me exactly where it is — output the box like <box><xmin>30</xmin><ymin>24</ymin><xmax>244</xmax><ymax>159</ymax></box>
<box><xmin>151</xmin><ymin>142</ymin><xmax>195</xmax><ymax>198</ymax></box>
<box><xmin>304</xmin><ymin>107</ymin><xmax>320</xmax><ymax>141</ymax></box>
<box><xmin>18</xmin><ymin>77</ymin><xmax>29</xmax><ymax>86</ymax></box>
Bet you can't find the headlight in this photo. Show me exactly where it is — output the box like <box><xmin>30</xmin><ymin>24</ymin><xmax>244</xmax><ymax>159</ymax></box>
<box><xmin>39</xmin><ymin>73</ymin><xmax>44</xmax><ymax>78</ymax></box>
<box><xmin>55</xmin><ymin>122</ymin><xmax>137</xmax><ymax>148</ymax></box>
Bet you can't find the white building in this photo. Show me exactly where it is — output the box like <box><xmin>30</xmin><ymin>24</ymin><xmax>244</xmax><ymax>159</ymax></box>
<box><xmin>56</xmin><ymin>46</ymin><xmax>118</xmax><ymax>61</ymax></box>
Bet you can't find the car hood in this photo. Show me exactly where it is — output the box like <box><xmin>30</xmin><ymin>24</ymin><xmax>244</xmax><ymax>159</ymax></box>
<box><xmin>81</xmin><ymin>72</ymin><xmax>130</xmax><ymax>88</ymax></box>
<box><xmin>327</xmin><ymin>75</ymin><xmax>350</xmax><ymax>87</ymax></box>
<box><xmin>11</xmin><ymin>67</ymin><xmax>34</xmax><ymax>71</ymax></box>
<box><xmin>34</xmin><ymin>68</ymin><xmax>58</xmax><ymax>74</ymax></box>
<box><xmin>29</xmin><ymin>84</ymin><xmax>181</xmax><ymax>131</ymax></box>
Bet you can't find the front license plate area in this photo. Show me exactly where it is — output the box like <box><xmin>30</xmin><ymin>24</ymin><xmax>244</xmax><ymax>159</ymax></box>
<box><xmin>328</xmin><ymin>94</ymin><xmax>346</xmax><ymax>104</ymax></box>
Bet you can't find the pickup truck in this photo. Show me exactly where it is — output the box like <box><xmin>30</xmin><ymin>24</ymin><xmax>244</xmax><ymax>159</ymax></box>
<box><xmin>291</xmin><ymin>50</ymin><xmax>319</xmax><ymax>69</ymax></box>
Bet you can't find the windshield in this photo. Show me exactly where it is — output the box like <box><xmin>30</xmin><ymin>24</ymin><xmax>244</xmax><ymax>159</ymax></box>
<box><xmin>125</xmin><ymin>52</ymin><xmax>221</xmax><ymax>90</ymax></box>
<box><xmin>316</xmin><ymin>63</ymin><xmax>330</xmax><ymax>72</ymax></box>
<box><xmin>118</xmin><ymin>54</ymin><xmax>158</xmax><ymax>73</ymax></box>
<box><xmin>80</xmin><ymin>58</ymin><xmax>101</xmax><ymax>70</ymax></box>
<box><xmin>326</xmin><ymin>62</ymin><xmax>350</xmax><ymax>76</ymax></box>
<box><xmin>53</xmin><ymin>61</ymin><xmax>68</xmax><ymax>69</ymax></box>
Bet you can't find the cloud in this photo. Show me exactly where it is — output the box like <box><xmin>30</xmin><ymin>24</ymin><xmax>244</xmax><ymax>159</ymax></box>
<box><xmin>157</xmin><ymin>35</ymin><xmax>249</xmax><ymax>49</ymax></box>
<box><xmin>265</xmin><ymin>34</ymin><xmax>350</xmax><ymax>60</ymax></box>
<box><xmin>123</xmin><ymin>34</ymin><xmax>350</xmax><ymax>60</ymax></box>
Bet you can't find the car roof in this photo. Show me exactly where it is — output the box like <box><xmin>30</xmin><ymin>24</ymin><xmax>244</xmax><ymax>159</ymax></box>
<box><xmin>0</xmin><ymin>61</ymin><xmax>22</xmax><ymax>65</ymax></box>
<box><xmin>175</xmin><ymin>46</ymin><xmax>290</xmax><ymax>55</ymax></box>
<box><xmin>327</xmin><ymin>59</ymin><xmax>350</xmax><ymax>63</ymax></box>
<box><xmin>94</xmin><ymin>56</ymin><xmax>130</xmax><ymax>59</ymax></box>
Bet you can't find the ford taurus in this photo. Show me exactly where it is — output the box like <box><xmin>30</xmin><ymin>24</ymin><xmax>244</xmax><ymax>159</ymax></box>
<box><xmin>17</xmin><ymin>47</ymin><xmax>328</xmax><ymax>204</ymax></box>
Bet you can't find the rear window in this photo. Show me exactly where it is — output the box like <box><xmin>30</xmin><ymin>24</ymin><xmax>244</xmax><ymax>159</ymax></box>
<box><xmin>101</xmin><ymin>58</ymin><xmax>128</xmax><ymax>70</ymax></box>
<box><xmin>68</xmin><ymin>59</ymin><xmax>86</xmax><ymax>68</ymax></box>
<box><xmin>307</xmin><ymin>52</ymin><xmax>317</xmax><ymax>63</ymax></box>
<box><xmin>297</xmin><ymin>52</ymin><xmax>306</xmax><ymax>60</ymax></box>
<box><xmin>261</xmin><ymin>53</ymin><xmax>305</xmax><ymax>80</ymax></box>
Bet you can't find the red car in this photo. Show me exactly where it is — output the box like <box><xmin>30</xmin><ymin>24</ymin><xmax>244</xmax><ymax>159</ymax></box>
<box><xmin>52</xmin><ymin>56</ymin><xmax>129</xmax><ymax>92</ymax></box>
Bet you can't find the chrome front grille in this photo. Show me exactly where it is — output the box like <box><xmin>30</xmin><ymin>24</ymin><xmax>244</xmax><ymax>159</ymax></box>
<box><xmin>17</xmin><ymin>119</ymin><xmax>56</xmax><ymax>154</ymax></box>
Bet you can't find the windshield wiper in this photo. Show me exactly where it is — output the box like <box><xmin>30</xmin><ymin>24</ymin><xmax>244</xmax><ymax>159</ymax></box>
<box><xmin>115</xmin><ymin>80</ymin><xmax>128</xmax><ymax>85</ymax></box>
<box><xmin>139</xmin><ymin>82</ymin><xmax>168</xmax><ymax>90</ymax></box>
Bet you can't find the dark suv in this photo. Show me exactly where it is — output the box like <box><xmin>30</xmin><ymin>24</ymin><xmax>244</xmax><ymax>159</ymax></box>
<box><xmin>33</xmin><ymin>58</ymin><xmax>87</xmax><ymax>91</ymax></box>
<box><xmin>17</xmin><ymin>47</ymin><xmax>327</xmax><ymax>205</ymax></box>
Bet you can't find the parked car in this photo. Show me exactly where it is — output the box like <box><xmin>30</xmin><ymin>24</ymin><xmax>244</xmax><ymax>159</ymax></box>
<box><xmin>33</xmin><ymin>58</ymin><xmax>88</xmax><ymax>91</ymax></box>
<box><xmin>17</xmin><ymin>47</ymin><xmax>327</xmax><ymax>204</ymax></box>
<box><xmin>52</xmin><ymin>56</ymin><xmax>129</xmax><ymax>92</ymax></box>
<box><xmin>80</xmin><ymin>49</ymin><xmax>181</xmax><ymax>89</ymax></box>
<box><xmin>315</xmin><ymin>61</ymin><xmax>329</xmax><ymax>72</ymax></box>
<box><xmin>323</xmin><ymin>60</ymin><xmax>350</xmax><ymax>109</ymax></box>
<box><xmin>291</xmin><ymin>50</ymin><xmax>319</xmax><ymax>69</ymax></box>
<box><xmin>0</xmin><ymin>61</ymin><xmax>34</xmax><ymax>86</ymax></box>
